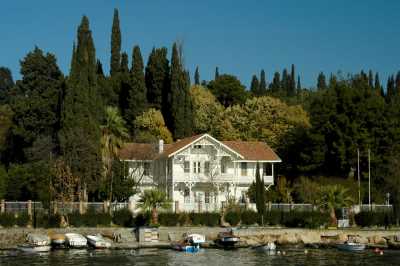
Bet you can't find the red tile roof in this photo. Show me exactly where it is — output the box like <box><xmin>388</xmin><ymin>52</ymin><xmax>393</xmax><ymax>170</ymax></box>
<box><xmin>222</xmin><ymin>141</ymin><xmax>281</xmax><ymax>161</ymax></box>
<box><xmin>119</xmin><ymin>134</ymin><xmax>281</xmax><ymax>162</ymax></box>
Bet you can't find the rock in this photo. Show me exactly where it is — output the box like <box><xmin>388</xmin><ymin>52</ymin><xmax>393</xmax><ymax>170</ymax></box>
<box><xmin>277</xmin><ymin>233</ymin><xmax>299</xmax><ymax>245</ymax></box>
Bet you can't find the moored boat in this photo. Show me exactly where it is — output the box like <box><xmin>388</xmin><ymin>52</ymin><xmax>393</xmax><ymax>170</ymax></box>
<box><xmin>215</xmin><ymin>229</ymin><xmax>240</xmax><ymax>249</ymax></box>
<box><xmin>337</xmin><ymin>242</ymin><xmax>366</xmax><ymax>251</ymax></box>
<box><xmin>50</xmin><ymin>234</ymin><xmax>66</xmax><ymax>247</ymax></box>
<box><xmin>65</xmin><ymin>233</ymin><xmax>87</xmax><ymax>248</ymax></box>
<box><xmin>252</xmin><ymin>242</ymin><xmax>277</xmax><ymax>252</ymax></box>
<box><xmin>86</xmin><ymin>234</ymin><xmax>111</xmax><ymax>249</ymax></box>
<box><xmin>171</xmin><ymin>233</ymin><xmax>205</xmax><ymax>252</ymax></box>
<box><xmin>18</xmin><ymin>233</ymin><xmax>51</xmax><ymax>253</ymax></box>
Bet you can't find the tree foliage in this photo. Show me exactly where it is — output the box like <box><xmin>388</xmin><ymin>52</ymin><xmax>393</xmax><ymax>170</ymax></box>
<box><xmin>208</xmin><ymin>74</ymin><xmax>247</xmax><ymax>107</ymax></box>
<box><xmin>134</xmin><ymin>108</ymin><xmax>173</xmax><ymax>144</ymax></box>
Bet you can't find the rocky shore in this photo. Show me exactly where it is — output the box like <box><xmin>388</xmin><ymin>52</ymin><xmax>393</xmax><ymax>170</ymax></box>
<box><xmin>0</xmin><ymin>227</ymin><xmax>399</xmax><ymax>250</ymax></box>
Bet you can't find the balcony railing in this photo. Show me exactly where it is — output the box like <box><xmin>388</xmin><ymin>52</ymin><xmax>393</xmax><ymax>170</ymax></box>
<box><xmin>173</xmin><ymin>174</ymin><xmax>274</xmax><ymax>184</ymax></box>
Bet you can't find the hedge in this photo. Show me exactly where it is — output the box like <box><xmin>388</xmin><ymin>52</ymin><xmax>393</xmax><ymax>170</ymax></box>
<box><xmin>355</xmin><ymin>211</ymin><xmax>394</xmax><ymax>227</ymax></box>
<box><xmin>158</xmin><ymin>212</ymin><xmax>220</xmax><ymax>227</ymax></box>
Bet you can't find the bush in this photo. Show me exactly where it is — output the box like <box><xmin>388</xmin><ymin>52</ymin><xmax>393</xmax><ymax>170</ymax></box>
<box><xmin>265</xmin><ymin>210</ymin><xmax>281</xmax><ymax>225</ymax></box>
<box><xmin>113</xmin><ymin>208</ymin><xmax>134</xmax><ymax>227</ymax></box>
<box><xmin>225</xmin><ymin>211</ymin><xmax>240</xmax><ymax>226</ymax></box>
<box><xmin>189</xmin><ymin>212</ymin><xmax>220</xmax><ymax>226</ymax></box>
<box><xmin>0</xmin><ymin>213</ymin><xmax>15</xmax><ymax>227</ymax></box>
<box><xmin>241</xmin><ymin>210</ymin><xmax>259</xmax><ymax>225</ymax></box>
<box><xmin>355</xmin><ymin>211</ymin><xmax>394</xmax><ymax>227</ymax></box>
<box><xmin>159</xmin><ymin>213</ymin><xmax>179</xmax><ymax>226</ymax></box>
<box><xmin>134</xmin><ymin>212</ymin><xmax>151</xmax><ymax>227</ymax></box>
<box><xmin>34</xmin><ymin>212</ymin><xmax>61</xmax><ymax>228</ymax></box>
<box><xmin>15</xmin><ymin>212</ymin><xmax>30</xmax><ymax>227</ymax></box>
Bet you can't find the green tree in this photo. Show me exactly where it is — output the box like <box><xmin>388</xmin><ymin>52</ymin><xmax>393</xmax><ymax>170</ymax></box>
<box><xmin>134</xmin><ymin>108</ymin><xmax>173</xmax><ymax>144</ymax></box>
<box><xmin>317</xmin><ymin>72</ymin><xmax>327</xmax><ymax>90</ymax></box>
<box><xmin>190</xmin><ymin>85</ymin><xmax>224</xmax><ymax>134</ymax></box>
<box><xmin>110</xmin><ymin>8</ymin><xmax>121</xmax><ymax>76</ymax></box>
<box><xmin>194</xmin><ymin>66</ymin><xmax>200</xmax><ymax>85</ymax></box>
<box><xmin>250</xmin><ymin>75</ymin><xmax>260</xmax><ymax>96</ymax></box>
<box><xmin>270</xmin><ymin>72</ymin><xmax>281</xmax><ymax>94</ymax></box>
<box><xmin>215</xmin><ymin>67</ymin><xmax>219</xmax><ymax>80</ymax></box>
<box><xmin>124</xmin><ymin>45</ymin><xmax>147</xmax><ymax>134</ymax></box>
<box><xmin>259</xmin><ymin>69</ymin><xmax>267</xmax><ymax>95</ymax></box>
<box><xmin>208</xmin><ymin>74</ymin><xmax>247</xmax><ymax>107</ymax></box>
<box><xmin>137</xmin><ymin>189</ymin><xmax>171</xmax><ymax>225</ymax></box>
<box><xmin>318</xmin><ymin>185</ymin><xmax>353</xmax><ymax>226</ymax></box>
<box><xmin>297</xmin><ymin>76</ymin><xmax>301</xmax><ymax>92</ymax></box>
<box><xmin>0</xmin><ymin>105</ymin><xmax>13</xmax><ymax>159</ymax></box>
<box><xmin>288</xmin><ymin>64</ymin><xmax>296</xmax><ymax>96</ymax></box>
<box><xmin>145</xmin><ymin>47</ymin><xmax>169</xmax><ymax>110</ymax></box>
<box><xmin>0</xmin><ymin>67</ymin><xmax>14</xmax><ymax>104</ymax></box>
<box><xmin>0</xmin><ymin>165</ymin><xmax>7</xmax><ymax>199</ymax></box>
<box><xmin>59</xmin><ymin>16</ymin><xmax>102</xmax><ymax>200</ymax></box>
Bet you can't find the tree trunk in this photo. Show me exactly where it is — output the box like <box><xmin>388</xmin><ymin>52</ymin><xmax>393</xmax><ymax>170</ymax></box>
<box><xmin>151</xmin><ymin>206</ymin><xmax>158</xmax><ymax>225</ymax></box>
<box><xmin>330</xmin><ymin>208</ymin><xmax>337</xmax><ymax>226</ymax></box>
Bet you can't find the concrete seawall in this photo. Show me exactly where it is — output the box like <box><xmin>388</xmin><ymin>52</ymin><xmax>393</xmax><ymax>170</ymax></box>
<box><xmin>1</xmin><ymin>227</ymin><xmax>399</xmax><ymax>250</ymax></box>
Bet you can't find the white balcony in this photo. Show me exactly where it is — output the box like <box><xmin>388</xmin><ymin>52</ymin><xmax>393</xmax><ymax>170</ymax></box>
<box><xmin>173</xmin><ymin>174</ymin><xmax>274</xmax><ymax>185</ymax></box>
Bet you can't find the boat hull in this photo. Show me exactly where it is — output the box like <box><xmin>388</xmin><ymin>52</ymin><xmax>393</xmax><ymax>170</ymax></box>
<box><xmin>18</xmin><ymin>244</ymin><xmax>51</xmax><ymax>253</ymax></box>
<box><xmin>65</xmin><ymin>233</ymin><xmax>87</xmax><ymax>248</ymax></box>
<box><xmin>337</xmin><ymin>243</ymin><xmax>366</xmax><ymax>251</ymax></box>
<box><xmin>172</xmin><ymin>244</ymin><xmax>200</xmax><ymax>252</ymax></box>
<box><xmin>87</xmin><ymin>235</ymin><xmax>111</xmax><ymax>249</ymax></box>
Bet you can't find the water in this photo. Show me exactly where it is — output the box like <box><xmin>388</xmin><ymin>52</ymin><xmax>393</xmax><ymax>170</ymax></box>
<box><xmin>0</xmin><ymin>248</ymin><xmax>399</xmax><ymax>266</ymax></box>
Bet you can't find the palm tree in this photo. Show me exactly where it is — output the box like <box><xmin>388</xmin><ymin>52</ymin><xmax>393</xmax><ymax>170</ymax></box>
<box><xmin>100</xmin><ymin>106</ymin><xmax>129</xmax><ymax>201</ymax></box>
<box><xmin>318</xmin><ymin>185</ymin><xmax>354</xmax><ymax>226</ymax></box>
<box><xmin>137</xmin><ymin>189</ymin><xmax>171</xmax><ymax>225</ymax></box>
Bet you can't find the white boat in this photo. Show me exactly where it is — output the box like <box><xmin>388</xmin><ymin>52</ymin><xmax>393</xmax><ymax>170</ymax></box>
<box><xmin>86</xmin><ymin>235</ymin><xmax>111</xmax><ymax>249</ymax></box>
<box><xmin>253</xmin><ymin>242</ymin><xmax>277</xmax><ymax>252</ymax></box>
<box><xmin>171</xmin><ymin>233</ymin><xmax>205</xmax><ymax>253</ymax></box>
<box><xmin>50</xmin><ymin>234</ymin><xmax>66</xmax><ymax>247</ymax></box>
<box><xmin>65</xmin><ymin>233</ymin><xmax>87</xmax><ymax>248</ymax></box>
<box><xmin>18</xmin><ymin>234</ymin><xmax>51</xmax><ymax>253</ymax></box>
<box><xmin>185</xmin><ymin>234</ymin><xmax>206</xmax><ymax>245</ymax></box>
<box><xmin>215</xmin><ymin>229</ymin><xmax>240</xmax><ymax>249</ymax></box>
<box><xmin>337</xmin><ymin>242</ymin><xmax>366</xmax><ymax>251</ymax></box>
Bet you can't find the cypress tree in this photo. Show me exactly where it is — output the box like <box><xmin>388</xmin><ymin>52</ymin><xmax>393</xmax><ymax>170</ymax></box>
<box><xmin>110</xmin><ymin>9</ymin><xmax>121</xmax><ymax>76</ymax></box>
<box><xmin>194</xmin><ymin>66</ymin><xmax>200</xmax><ymax>85</ymax></box>
<box><xmin>183</xmin><ymin>70</ymin><xmax>193</xmax><ymax>137</ymax></box>
<box><xmin>270</xmin><ymin>72</ymin><xmax>281</xmax><ymax>94</ymax></box>
<box><xmin>250</xmin><ymin>75</ymin><xmax>260</xmax><ymax>96</ymax></box>
<box><xmin>317</xmin><ymin>72</ymin><xmax>327</xmax><ymax>90</ymax></box>
<box><xmin>215</xmin><ymin>67</ymin><xmax>219</xmax><ymax>80</ymax></box>
<box><xmin>288</xmin><ymin>64</ymin><xmax>296</xmax><ymax>96</ymax></box>
<box><xmin>387</xmin><ymin>75</ymin><xmax>395</xmax><ymax>100</ymax></box>
<box><xmin>282</xmin><ymin>68</ymin><xmax>289</xmax><ymax>95</ymax></box>
<box><xmin>119</xmin><ymin>52</ymin><xmax>131</xmax><ymax>117</ymax></box>
<box><xmin>120</xmin><ymin>52</ymin><xmax>129</xmax><ymax>73</ymax></box>
<box><xmin>259</xmin><ymin>69</ymin><xmax>267</xmax><ymax>95</ymax></box>
<box><xmin>145</xmin><ymin>47</ymin><xmax>169</xmax><ymax>110</ymax></box>
<box><xmin>166</xmin><ymin>43</ymin><xmax>191</xmax><ymax>139</ymax></box>
<box><xmin>297</xmin><ymin>75</ymin><xmax>301</xmax><ymax>92</ymax></box>
<box><xmin>59</xmin><ymin>16</ymin><xmax>102</xmax><ymax>200</ymax></box>
<box><xmin>125</xmin><ymin>45</ymin><xmax>147</xmax><ymax>134</ymax></box>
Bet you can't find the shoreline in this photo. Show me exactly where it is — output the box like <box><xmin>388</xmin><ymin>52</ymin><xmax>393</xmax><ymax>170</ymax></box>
<box><xmin>0</xmin><ymin>227</ymin><xmax>399</xmax><ymax>251</ymax></box>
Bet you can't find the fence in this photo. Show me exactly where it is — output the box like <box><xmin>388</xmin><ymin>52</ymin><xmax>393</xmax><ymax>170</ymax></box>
<box><xmin>0</xmin><ymin>200</ymin><xmax>129</xmax><ymax>215</ymax></box>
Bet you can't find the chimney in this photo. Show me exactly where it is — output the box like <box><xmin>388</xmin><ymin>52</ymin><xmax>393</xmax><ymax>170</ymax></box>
<box><xmin>158</xmin><ymin>139</ymin><xmax>164</xmax><ymax>154</ymax></box>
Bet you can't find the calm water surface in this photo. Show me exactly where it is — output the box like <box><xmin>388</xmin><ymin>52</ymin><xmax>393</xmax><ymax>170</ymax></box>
<box><xmin>0</xmin><ymin>248</ymin><xmax>399</xmax><ymax>266</ymax></box>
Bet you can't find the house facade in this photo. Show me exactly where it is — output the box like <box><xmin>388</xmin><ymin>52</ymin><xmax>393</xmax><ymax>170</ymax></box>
<box><xmin>119</xmin><ymin>134</ymin><xmax>281</xmax><ymax>212</ymax></box>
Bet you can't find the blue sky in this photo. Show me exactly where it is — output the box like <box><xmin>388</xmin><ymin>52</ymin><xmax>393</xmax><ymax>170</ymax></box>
<box><xmin>1</xmin><ymin>0</ymin><xmax>399</xmax><ymax>88</ymax></box>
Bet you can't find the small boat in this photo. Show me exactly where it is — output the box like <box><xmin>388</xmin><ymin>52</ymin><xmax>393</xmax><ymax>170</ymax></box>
<box><xmin>50</xmin><ymin>234</ymin><xmax>66</xmax><ymax>247</ymax></box>
<box><xmin>18</xmin><ymin>234</ymin><xmax>51</xmax><ymax>253</ymax></box>
<box><xmin>337</xmin><ymin>242</ymin><xmax>366</xmax><ymax>251</ymax></box>
<box><xmin>252</xmin><ymin>242</ymin><xmax>277</xmax><ymax>252</ymax></box>
<box><xmin>171</xmin><ymin>233</ymin><xmax>205</xmax><ymax>252</ymax></box>
<box><xmin>337</xmin><ymin>235</ymin><xmax>366</xmax><ymax>251</ymax></box>
<box><xmin>86</xmin><ymin>234</ymin><xmax>111</xmax><ymax>249</ymax></box>
<box><xmin>215</xmin><ymin>229</ymin><xmax>240</xmax><ymax>249</ymax></box>
<box><xmin>65</xmin><ymin>233</ymin><xmax>87</xmax><ymax>248</ymax></box>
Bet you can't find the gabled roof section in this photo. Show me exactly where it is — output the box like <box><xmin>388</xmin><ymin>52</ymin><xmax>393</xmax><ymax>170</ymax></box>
<box><xmin>222</xmin><ymin>141</ymin><xmax>281</xmax><ymax>162</ymax></box>
<box><xmin>157</xmin><ymin>133</ymin><xmax>244</xmax><ymax>159</ymax></box>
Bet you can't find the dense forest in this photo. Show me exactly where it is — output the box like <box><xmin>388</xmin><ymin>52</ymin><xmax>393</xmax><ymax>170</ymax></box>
<box><xmin>0</xmin><ymin>10</ymin><xmax>399</xmax><ymax>216</ymax></box>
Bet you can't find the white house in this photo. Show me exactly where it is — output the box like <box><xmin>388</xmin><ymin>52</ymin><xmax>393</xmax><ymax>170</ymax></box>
<box><xmin>119</xmin><ymin>134</ymin><xmax>281</xmax><ymax>212</ymax></box>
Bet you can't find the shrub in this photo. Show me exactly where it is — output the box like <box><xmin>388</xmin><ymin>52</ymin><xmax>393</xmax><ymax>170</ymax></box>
<box><xmin>159</xmin><ymin>213</ymin><xmax>179</xmax><ymax>226</ymax></box>
<box><xmin>96</xmin><ymin>213</ymin><xmax>112</xmax><ymax>226</ymax></box>
<box><xmin>178</xmin><ymin>213</ymin><xmax>190</xmax><ymax>226</ymax></box>
<box><xmin>202</xmin><ymin>212</ymin><xmax>220</xmax><ymax>226</ymax></box>
<box><xmin>241</xmin><ymin>210</ymin><xmax>259</xmax><ymax>225</ymax></box>
<box><xmin>0</xmin><ymin>213</ymin><xmax>15</xmax><ymax>227</ymax></box>
<box><xmin>68</xmin><ymin>212</ymin><xmax>85</xmax><ymax>227</ymax></box>
<box><xmin>225</xmin><ymin>210</ymin><xmax>240</xmax><ymax>226</ymax></box>
<box><xmin>113</xmin><ymin>208</ymin><xmax>134</xmax><ymax>227</ymax></box>
<box><xmin>355</xmin><ymin>211</ymin><xmax>394</xmax><ymax>227</ymax></box>
<box><xmin>35</xmin><ymin>212</ymin><xmax>61</xmax><ymax>228</ymax></box>
<box><xmin>134</xmin><ymin>212</ymin><xmax>151</xmax><ymax>227</ymax></box>
<box><xmin>265</xmin><ymin>210</ymin><xmax>281</xmax><ymax>225</ymax></box>
<box><xmin>15</xmin><ymin>212</ymin><xmax>30</xmax><ymax>227</ymax></box>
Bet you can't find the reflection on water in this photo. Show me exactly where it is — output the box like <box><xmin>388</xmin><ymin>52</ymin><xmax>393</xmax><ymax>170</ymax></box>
<box><xmin>1</xmin><ymin>248</ymin><xmax>400</xmax><ymax>266</ymax></box>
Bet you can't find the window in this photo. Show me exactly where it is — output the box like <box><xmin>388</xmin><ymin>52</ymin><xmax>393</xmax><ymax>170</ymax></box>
<box><xmin>204</xmin><ymin>161</ymin><xmax>210</xmax><ymax>175</ymax></box>
<box><xmin>143</xmin><ymin>162</ymin><xmax>151</xmax><ymax>176</ymax></box>
<box><xmin>184</xmin><ymin>188</ymin><xmax>190</xmax><ymax>203</ymax></box>
<box><xmin>221</xmin><ymin>158</ymin><xmax>228</xmax><ymax>174</ymax></box>
<box><xmin>263</xmin><ymin>163</ymin><xmax>272</xmax><ymax>176</ymax></box>
<box><xmin>193</xmin><ymin>162</ymin><xmax>201</xmax><ymax>173</ymax></box>
<box><xmin>241</xmin><ymin>162</ymin><xmax>247</xmax><ymax>176</ymax></box>
<box><xmin>194</xmin><ymin>144</ymin><xmax>202</xmax><ymax>149</ymax></box>
<box><xmin>184</xmin><ymin>161</ymin><xmax>190</xmax><ymax>173</ymax></box>
<box><xmin>205</xmin><ymin>192</ymin><xmax>210</xmax><ymax>204</ymax></box>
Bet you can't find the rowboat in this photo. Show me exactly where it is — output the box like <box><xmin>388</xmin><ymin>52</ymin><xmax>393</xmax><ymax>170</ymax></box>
<box><xmin>86</xmin><ymin>235</ymin><xmax>111</xmax><ymax>249</ymax></box>
<box><xmin>215</xmin><ymin>229</ymin><xmax>240</xmax><ymax>249</ymax></box>
<box><xmin>252</xmin><ymin>242</ymin><xmax>277</xmax><ymax>252</ymax></box>
<box><xmin>18</xmin><ymin>234</ymin><xmax>51</xmax><ymax>253</ymax></box>
<box><xmin>65</xmin><ymin>233</ymin><xmax>87</xmax><ymax>248</ymax></box>
<box><xmin>337</xmin><ymin>242</ymin><xmax>366</xmax><ymax>251</ymax></box>
<box><xmin>171</xmin><ymin>233</ymin><xmax>205</xmax><ymax>252</ymax></box>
